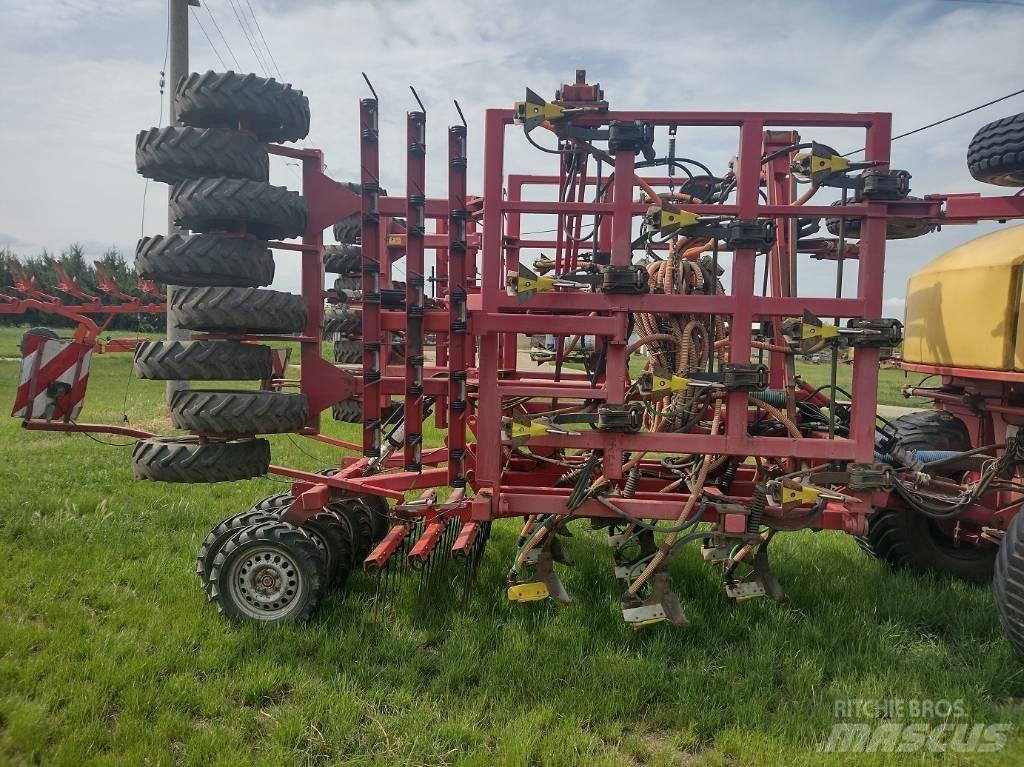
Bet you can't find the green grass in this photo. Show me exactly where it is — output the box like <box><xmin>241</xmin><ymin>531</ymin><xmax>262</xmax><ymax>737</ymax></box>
<box><xmin>1</xmin><ymin>325</ymin><xmax>1022</xmax><ymax>766</ymax></box>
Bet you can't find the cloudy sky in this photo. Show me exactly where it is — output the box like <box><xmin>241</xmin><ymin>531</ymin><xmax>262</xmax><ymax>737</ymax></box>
<box><xmin>2</xmin><ymin>0</ymin><xmax>1023</xmax><ymax>311</ymax></box>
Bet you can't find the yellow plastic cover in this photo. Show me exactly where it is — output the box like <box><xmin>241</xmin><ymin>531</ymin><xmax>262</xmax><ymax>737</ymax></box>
<box><xmin>903</xmin><ymin>225</ymin><xmax>1024</xmax><ymax>371</ymax></box>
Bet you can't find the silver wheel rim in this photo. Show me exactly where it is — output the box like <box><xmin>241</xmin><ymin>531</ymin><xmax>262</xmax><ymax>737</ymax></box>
<box><xmin>228</xmin><ymin>543</ymin><xmax>305</xmax><ymax>620</ymax></box>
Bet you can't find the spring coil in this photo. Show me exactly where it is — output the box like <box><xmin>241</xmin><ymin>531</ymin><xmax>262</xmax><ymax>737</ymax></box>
<box><xmin>716</xmin><ymin>458</ymin><xmax>739</xmax><ymax>493</ymax></box>
<box><xmin>622</xmin><ymin>466</ymin><xmax>641</xmax><ymax>499</ymax></box>
<box><xmin>748</xmin><ymin>484</ymin><xmax>768</xmax><ymax>534</ymax></box>
<box><xmin>556</xmin><ymin>464</ymin><xmax>588</xmax><ymax>488</ymax></box>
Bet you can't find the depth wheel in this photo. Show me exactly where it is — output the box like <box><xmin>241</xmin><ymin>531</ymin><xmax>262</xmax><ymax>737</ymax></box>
<box><xmin>169</xmin><ymin>390</ymin><xmax>307</xmax><ymax>434</ymax></box>
<box><xmin>333</xmin><ymin>337</ymin><xmax>361</xmax><ymax>364</ymax></box>
<box><xmin>169</xmin><ymin>177</ymin><xmax>307</xmax><ymax>241</ymax></box>
<box><xmin>135</xmin><ymin>126</ymin><xmax>268</xmax><ymax>183</ymax></box>
<box><xmin>134</xmin><ymin>340</ymin><xmax>273</xmax><ymax>381</ymax></box>
<box><xmin>968</xmin><ymin>111</ymin><xmax>1024</xmax><ymax>186</ymax></box>
<box><xmin>135</xmin><ymin>234</ymin><xmax>274</xmax><ymax>288</ymax></box>
<box><xmin>210</xmin><ymin>521</ymin><xmax>326</xmax><ymax>624</ymax></box>
<box><xmin>132</xmin><ymin>437</ymin><xmax>270</xmax><ymax>483</ymax></box>
<box><xmin>170</xmin><ymin>286</ymin><xmax>307</xmax><ymax>334</ymax></box>
<box><xmin>323</xmin><ymin>244</ymin><xmax>361</xmax><ymax>274</ymax></box>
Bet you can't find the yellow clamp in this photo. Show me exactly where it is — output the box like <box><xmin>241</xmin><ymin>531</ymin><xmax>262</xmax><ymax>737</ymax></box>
<box><xmin>504</xmin><ymin>416</ymin><xmax>549</xmax><ymax>447</ymax></box>
<box><xmin>648</xmin><ymin>203</ymin><xmax>700</xmax><ymax>236</ymax></box>
<box><xmin>779</xmin><ymin>481</ymin><xmax>822</xmax><ymax>510</ymax></box>
<box><xmin>801</xmin><ymin>321</ymin><xmax>839</xmax><ymax>341</ymax></box>
<box><xmin>513</xmin><ymin>88</ymin><xmax>567</xmax><ymax>132</ymax></box>
<box><xmin>644</xmin><ymin>366</ymin><xmax>690</xmax><ymax>397</ymax></box>
<box><xmin>508</xmin><ymin>581</ymin><xmax>550</xmax><ymax>602</ymax></box>
<box><xmin>805</xmin><ymin>143</ymin><xmax>851</xmax><ymax>184</ymax></box>
<box><xmin>509</xmin><ymin>264</ymin><xmax>556</xmax><ymax>303</ymax></box>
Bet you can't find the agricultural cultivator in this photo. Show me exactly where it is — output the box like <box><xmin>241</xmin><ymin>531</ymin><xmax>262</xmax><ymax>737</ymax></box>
<box><xmin>14</xmin><ymin>69</ymin><xmax>1024</xmax><ymax>651</ymax></box>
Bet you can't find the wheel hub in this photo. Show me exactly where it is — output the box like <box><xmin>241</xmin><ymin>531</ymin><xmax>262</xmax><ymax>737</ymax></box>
<box><xmin>230</xmin><ymin>546</ymin><xmax>301</xmax><ymax>618</ymax></box>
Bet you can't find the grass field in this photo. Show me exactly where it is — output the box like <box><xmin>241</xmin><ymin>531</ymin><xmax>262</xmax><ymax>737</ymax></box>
<box><xmin>1</xmin><ymin>325</ymin><xmax>1021</xmax><ymax>766</ymax></box>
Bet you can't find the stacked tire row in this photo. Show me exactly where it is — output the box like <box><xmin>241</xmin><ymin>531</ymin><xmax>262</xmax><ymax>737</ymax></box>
<box><xmin>131</xmin><ymin>71</ymin><xmax>312</xmax><ymax>483</ymax></box>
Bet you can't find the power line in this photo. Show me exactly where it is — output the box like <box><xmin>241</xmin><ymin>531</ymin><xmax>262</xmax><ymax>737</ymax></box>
<box><xmin>204</xmin><ymin>1</ymin><xmax>242</xmax><ymax>69</ymax></box>
<box><xmin>190</xmin><ymin>8</ymin><xmax>228</xmax><ymax>70</ymax></box>
<box><xmin>226</xmin><ymin>0</ymin><xmax>271</xmax><ymax>75</ymax></box>
<box><xmin>140</xmin><ymin>4</ymin><xmax>173</xmax><ymax>239</ymax></box>
<box><xmin>844</xmin><ymin>86</ymin><xmax>1024</xmax><ymax>156</ymax></box>
<box><xmin>244</xmin><ymin>0</ymin><xmax>284</xmax><ymax>81</ymax></box>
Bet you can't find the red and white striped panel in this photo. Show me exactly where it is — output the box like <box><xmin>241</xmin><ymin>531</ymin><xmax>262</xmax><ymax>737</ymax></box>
<box><xmin>12</xmin><ymin>334</ymin><xmax>92</xmax><ymax>420</ymax></box>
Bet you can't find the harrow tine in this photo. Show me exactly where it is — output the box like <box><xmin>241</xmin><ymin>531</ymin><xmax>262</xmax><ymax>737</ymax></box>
<box><xmin>365</xmin><ymin>523</ymin><xmax>410</xmax><ymax>610</ymax></box>
<box><xmin>451</xmin><ymin>521</ymin><xmax>490</xmax><ymax>604</ymax></box>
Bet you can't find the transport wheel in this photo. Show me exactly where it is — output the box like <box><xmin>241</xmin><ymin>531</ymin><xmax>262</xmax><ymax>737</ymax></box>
<box><xmin>861</xmin><ymin>410</ymin><xmax>996</xmax><ymax>583</ymax></box>
<box><xmin>132</xmin><ymin>436</ymin><xmax>270</xmax><ymax>482</ymax></box>
<box><xmin>134</xmin><ymin>340</ymin><xmax>273</xmax><ymax>380</ymax></box>
<box><xmin>363</xmin><ymin>496</ymin><xmax>391</xmax><ymax>542</ymax></box>
<box><xmin>968</xmin><ymin>111</ymin><xmax>1024</xmax><ymax>186</ymax></box>
<box><xmin>210</xmin><ymin>521</ymin><xmax>326</xmax><ymax>624</ymax></box>
<box><xmin>171</xmin><ymin>286</ymin><xmax>307</xmax><ymax>334</ymax></box>
<box><xmin>135</xmin><ymin>234</ymin><xmax>274</xmax><ymax>288</ymax></box>
<box><xmin>169</xmin><ymin>177</ymin><xmax>307</xmax><ymax>240</ymax></box>
<box><xmin>825</xmin><ymin>197</ymin><xmax>935</xmax><ymax>240</ymax></box>
<box><xmin>169</xmin><ymin>390</ymin><xmax>308</xmax><ymax>434</ymax></box>
<box><xmin>250</xmin><ymin>492</ymin><xmax>294</xmax><ymax>514</ymax></box>
<box><xmin>322</xmin><ymin>497</ymin><xmax>375</xmax><ymax>562</ymax></box>
<box><xmin>135</xmin><ymin>126</ymin><xmax>268</xmax><ymax>184</ymax></box>
<box><xmin>994</xmin><ymin>510</ymin><xmax>1024</xmax><ymax>659</ymax></box>
<box><xmin>331</xmin><ymin>399</ymin><xmax>361</xmax><ymax>423</ymax></box>
<box><xmin>323</xmin><ymin>244</ymin><xmax>361</xmax><ymax>274</ymax></box>
<box><xmin>333</xmin><ymin>338</ymin><xmax>361</xmax><ymax>364</ymax></box>
<box><xmin>196</xmin><ymin>509</ymin><xmax>276</xmax><ymax>592</ymax></box>
<box><xmin>174</xmin><ymin>71</ymin><xmax>310</xmax><ymax>144</ymax></box>
<box><xmin>323</xmin><ymin>303</ymin><xmax>361</xmax><ymax>337</ymax></box>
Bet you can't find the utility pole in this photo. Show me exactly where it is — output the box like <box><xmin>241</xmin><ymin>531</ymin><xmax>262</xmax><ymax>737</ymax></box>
<box><xmin>165</xmin><ymin>0</ymin><xmax>199</xmax><ymax>398</ymax></box>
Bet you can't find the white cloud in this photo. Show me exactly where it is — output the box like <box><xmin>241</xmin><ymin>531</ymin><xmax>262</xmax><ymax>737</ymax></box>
<box><xmin>1</xmin><ymin>0</ymin><xmax>1023</xmax><ymax>300</ymax></box>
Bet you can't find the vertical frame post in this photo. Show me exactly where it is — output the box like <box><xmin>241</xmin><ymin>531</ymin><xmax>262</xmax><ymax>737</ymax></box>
<box><xmin>404</xmin><ymin>109</ymin><xmax>427</xmax><ymax>471</ymax></box>
<box><xmin>359</xmin><ymin>98</ymin><xmax>383</xmax><ymax>458</ymax></box>
<box><xmin>447</xmin><ymin>123</ymin><xmax>469</xmax><ymax>488</ymax></box>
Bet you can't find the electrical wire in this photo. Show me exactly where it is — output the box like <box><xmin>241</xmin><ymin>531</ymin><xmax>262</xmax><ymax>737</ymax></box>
<box><xmin>843</xmin><ymin>86</ymin><xmax>1024</xmax><ymax>156</ymax></box>
<box><xmin>190</xmin><ymin>8</ymin><xmax>228</xmax><ymax>70</ymax></box>
<box><xmin>139</xmin><ymin>4</ymin><xmax>171</xmax><ymax>240</ymax></box>
<box><xmin>226</xmin><ymin>0</ymin><xmax>270</xmax><ymax>75</ymax></box>
<box><xmin>204</xmin><ymin>2</ymin><xmax>243</xmax><ymax>69</ymax></box>
<box><xmin>244</xmin><ymin>0</ymin><xmax>284</xmax><ymax>80</ymax></box>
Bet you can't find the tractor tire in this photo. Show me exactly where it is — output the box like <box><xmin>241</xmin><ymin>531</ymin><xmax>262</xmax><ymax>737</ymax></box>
<box><xmin>994</xmin><ymin>510</ymin><xmax>1024</xmax><ymax>659</ymax></box>
<box><xmin>132</xmin><ymin>436</ymin><xmax>270</xmax><ymax>483</ymax></box>
<box><xmin>174</xmin><ymin>71</ymin><xmax>310</xmax><ymax>144</ymax></box>
<box><xmin>297</xmin><ymin>511</ymin><xmax>355</xmax><ymax>587</ymax></box>
<box><xmin>328</xmin><ymin>499</ymin><xmax>375</xmax><ymax>562</ymax></box>
<box><xmin>169</xmin><ymin>390</ymin><xmax>308</xmax><ymax>434</ymax></box>
<box><xmin>333</xmin><ymin>338</ymin><xmax>361</xmax><ymax>364</ymax></box>
<box><xmin>968</xmin><ymin>111</ymin><xmax>1024</xmax><ymax>187</ymax></box>
<box><xmin>250</xmin><ymin>492</ymin><xmax>294</xmax><ymax>514</ymax></box>
<box><xmin>134</xmin><ymin>340</ymin><xmax>272</xmax><ymax>380</ymax></box>
<box><xmin>331</xmin><ymin>399</ymin><xmax>361</xmax><ymax>423</ymax></box>
<box><xmin>333</xmin><ymin>183</ymin><xmax>364</xmax><ymax>244</ymax></box>
<box><xmin>323</xmin><ymin>244</ymin><xmax>361</xmax><ymax>274</ymax></box>
<box><xmin>209</xmin><ymin>521</ymin><xmax>326</xmax><ymax>624</ymax></box>
<box><xmin>196</xmin><ymin>509</ymin><xmax>276</xmax><ymax>593</ymax></box>
<box><xmin>860</xmin><ymin>410</ymin><xmax>996</xmax><ymax>583</ymax></box>
<box><xmin>323</xmin><ymin>304</ymin><xmax>361</xmax><ymax>337</ymax></box>
<box><xmin>135</xmin><ymin>234</ymin><xmax>274</xmax><ymax>288</ymax></box>
<box><xmin>135</xmin><ymin>126</ymin><xmax>268</xmax><ymax>184</ymax></box>
<box><xmin>171</xmin><ymin>286</ymin><xmax>307</xmax><ymax>334</ymax></box>
<box><xmin>169</xmin><ymin>177</ymin><xmax>307</xmax><ymax>241</ymax></box>
<box><xmin>825</xmin><ymin>197</ymin><xmax>935</xmax><ymax>240</ymax></box>
<box><xmin>363</xmin><ymin>495</ymin><xmax>391</xmax><ymax>542</ymax></box>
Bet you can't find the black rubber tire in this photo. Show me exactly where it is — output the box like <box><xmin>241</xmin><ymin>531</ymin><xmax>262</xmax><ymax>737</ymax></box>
<box><xmin>331</xmin><ymin>399</ymin><xmax>361</xmax><ymax>423</ymax></box>
<box><xmin>968</xmin><ymin>111</ymin><xmax>1024</xmax><ymax>187</ymax></box>
<box><xmin>332</xmin><ymin>183</ymin><xmax>364</xmax><ymax>244</ymax></box>
<box><xmin>135</xmin><ymin>126</ymin><xmax>268</xmax><ymax>184</ymax></box>
<box><xmin>333</xmin><ymin>337</ymin><xmax>361</xmax><ymax>364</ymax></box>
<box><xmin>196</xmin><ymin>510</ymin><xmax>276</xmax><ymax>593</ymax></box>
<box><xmin>323</xmin><ymin>244</ymin><xmax>361</xmax><ymax>274</ymax></box>
<box><xmin>328</xmin><ymin>499</ymin><xmax>375</xmax><ymax>561</ymax></box>
<box><xmin>174</xmin><ymin>71</ymin><xmax>310</xmax><ymax>144</ymax></box>
<box><xmin>250</xmin><ymin>492</ymin><xmax>294</xmax><ymax>514</ymax></box>
<box><xmin>323</xmin><ymin>304</ymin><xmax>361</xmax><ymax>337</ymax></box>
<box><xmin>209</xmin><ymin>521</ymin><xmax>325</xmax><ymax>624</ymax></box>
<box><xmin>171</xmin><ymin>286</ymin><xmax>307</xmax><ymax>334</ymax></box>
<box><xmin>825</xmin><ymin>197</ymin><xmax>935</xmax><ymax>240</ymax></box>
<box><xmin>170</xmin><ymin>177</ymin><xmax>307</xmax><ymax>241</ymax></box>
<box><xmin>132</xmin><ymin>437</ymin><xmax>270</xmax><ymax>482</ymax></box>
<box><xmin>298</xmin><ymin>511</ymin><xmax>355</xmax><ymax>587</ymax></box>
<box><xmin>363</xmin><ymin>495</ymin><xmax>391</xmax><ymax>542</ymax></box>
<box><xmin>861</xmin><ymin>410</ymin><xmax>996</xmax><ymax>583</ymax></box>
<box><xmin>994</xmin><ymin>510</ymin><xmax>1024</xmax><ymax>659</ymax></box>
<box><xmin>134</xmin><ymin>340</ymin><xmax>272</xmax><ymax>380</ymax></box>
<box><xmin>135</xmin><ymin>234</ymin><xmax>274</xmax><ymax>288</ymax></box>
<box><xmin>170</xmin><ymin>389</ymin><xmax>307</xmax><ymax>434</ymax></box>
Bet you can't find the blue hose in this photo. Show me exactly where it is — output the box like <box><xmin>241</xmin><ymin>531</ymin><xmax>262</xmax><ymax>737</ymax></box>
<box><xmin>874</xmin><ymin>449</ymin><xmax>963</xmax><ymax>465</ymax></box>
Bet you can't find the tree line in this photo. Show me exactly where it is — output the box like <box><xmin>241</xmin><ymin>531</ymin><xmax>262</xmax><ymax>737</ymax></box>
<box><xmin>0</xmin><ymin>244</ymin><xmax>164</xmax><ymax>332</ymax></box>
